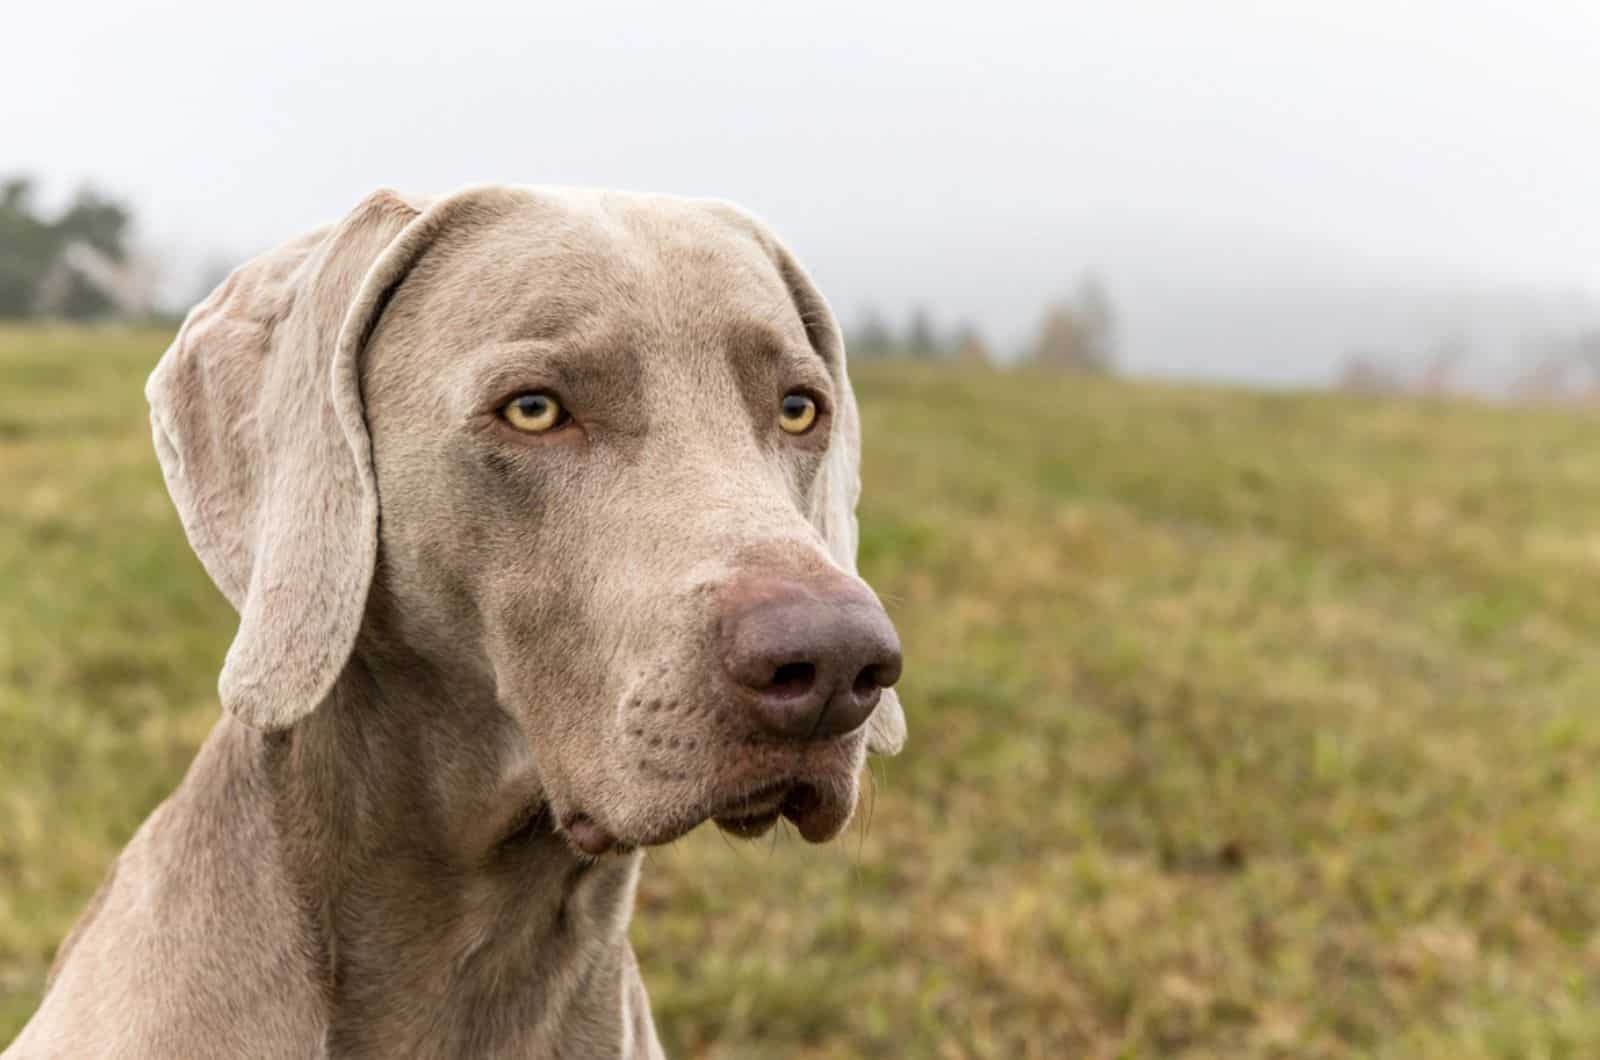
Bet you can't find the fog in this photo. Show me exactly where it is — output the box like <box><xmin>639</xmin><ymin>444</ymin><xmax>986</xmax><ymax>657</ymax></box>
<box><xmin>7</xmin><ymin>0</ymin><xmax>1598</xmax><ymax>383</ymax></box>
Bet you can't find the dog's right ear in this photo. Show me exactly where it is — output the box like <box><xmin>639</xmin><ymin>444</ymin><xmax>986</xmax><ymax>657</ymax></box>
<box><xmin>146</xmin><ymin>187</ymin><xmax>508</xmax><ymax>730</ymax></box>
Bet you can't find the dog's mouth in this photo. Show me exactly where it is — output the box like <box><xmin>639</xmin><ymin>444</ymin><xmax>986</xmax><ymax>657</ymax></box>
<box><xmin>710</xmin><ymin>779</ymin><xmax>826</xmax><ymax>841</ymax></box>
<box><xmin>554</xmin><ymin>726</ymin><xmax>863</xmax><ymax>857</ymax></box>
<box><xmin>557</xmin><ymin>772</ymin><xmax>847</xmax><ymax>857</ymax></box>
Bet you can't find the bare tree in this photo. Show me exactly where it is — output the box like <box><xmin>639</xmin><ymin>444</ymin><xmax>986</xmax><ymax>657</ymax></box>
<box><xmin>905</xmin><ymin>305</ymin><xmax>944</xmax><ymax>360</ymax></box>
<box><xmin>1074</xmin><ymin>274</ymin><xmax>1115</xmax><ymax>363</ymax></box>
<box><xmin>848</xmin><ymin>305</ymin><xmax>896</xmax><ymax>360</ymax></box>
<box><xmin>1418</xmin><ymin>334</ymin><xmax>1468</xmax><ymax>396</ymax></box>
<box><xmin>1511</xmin><ymin>350</ymin><xmax>1573</xmax><ymax>403</ymax></box>
<box><xmin>1031</xmin><ymin>273</ymin><xmax>1116</xmax><ymax>375</ymax></box>
<box><xmin>1573</xmin><ymin>330</ymin><xmax>1600</xmax><ymax>397</ymax></box>
<box><xmin>1337</xmin><ymin>352</ymin><xmax>1405</xmax><ymax>395</ymax></box>
<box><xmin>952</xmin><ymin>321</ymin><xmax>992</xmax><ymax>366</ymax></box>
<box><xmin>1510</xmin><ymin>329</ymin><xmax>1600</xmax><ymax>403</ymax></box>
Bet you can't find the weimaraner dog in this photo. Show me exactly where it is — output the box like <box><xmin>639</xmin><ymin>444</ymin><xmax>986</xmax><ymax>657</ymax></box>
<box><xmin>6</xmin><ymin>186</ymin><xmax>906</xmax><ymax>1058</ymax></box>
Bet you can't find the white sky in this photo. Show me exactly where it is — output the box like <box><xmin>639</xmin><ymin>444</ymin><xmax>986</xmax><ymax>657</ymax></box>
<box><xmin>7</xmin><ymin>0</ymin><xmax>1599</xmax><ymax>380</ymax></box>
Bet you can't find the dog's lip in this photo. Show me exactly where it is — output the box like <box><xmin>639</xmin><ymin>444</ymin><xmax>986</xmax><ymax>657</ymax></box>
<box><xmin>776</xmin><ymin>782</ymin><xmax>838</xmax><ymax>842</ymax></box>
<box><xmin>713</xmin><ymin>808</ymin><xmax>782</xmax><ymax>839</ymax></box>
<box><xmin>709</xmin><ymin>779</ymin><xmax>833</xmax><ymax>841</ymax></box>
<box><xmin>709</xmin><ymin>778</ymin><xmax>795</xmax><ymax>833</ymax></box>
<box><xmin>613</xmin><ymin>738</ymin><xmax>862</xmax><ymax>847</ymax></box>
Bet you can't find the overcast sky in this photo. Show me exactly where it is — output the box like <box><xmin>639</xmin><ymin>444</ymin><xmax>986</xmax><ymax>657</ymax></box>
<box><xmin>7</xmin><ymin>1</ymin><xmax>1599</xmax><ymax>381</ymax></box>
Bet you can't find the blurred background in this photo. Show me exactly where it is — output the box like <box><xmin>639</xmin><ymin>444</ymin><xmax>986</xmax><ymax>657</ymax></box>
<box><xmin>4</xmin><ymin>2</ymin><xmax>1600</xmax><ymax>1057</ymax></box>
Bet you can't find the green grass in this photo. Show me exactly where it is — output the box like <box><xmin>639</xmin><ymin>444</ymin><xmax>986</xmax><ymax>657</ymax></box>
<box><xmin>4</xmin><ymin>326</ymin><xmax>1600</xmax><ymax>1057</ymax></box>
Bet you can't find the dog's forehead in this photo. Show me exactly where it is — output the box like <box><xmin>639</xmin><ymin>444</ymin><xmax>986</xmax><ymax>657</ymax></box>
<box><xmin>366</xmin><ymin>188</ymin><xmax>826</xmax><ymax>432</ymax></box>
<box><xmin>417</xmin><ymin>189</ymin><xmax>809</xmax><ymax>356</ymax></box>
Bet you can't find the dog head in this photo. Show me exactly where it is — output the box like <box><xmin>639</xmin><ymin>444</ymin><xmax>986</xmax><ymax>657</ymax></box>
<box><xmin>148</xmin><ymin>186</ymin><xmax>905</xmax><ymax>853</ymax></box>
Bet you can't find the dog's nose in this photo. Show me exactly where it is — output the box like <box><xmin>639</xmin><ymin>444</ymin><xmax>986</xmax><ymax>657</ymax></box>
<box><xmin>720</xmin><ymin>576</ymin><xmax>902</xmax><ymax>741</ymax></box>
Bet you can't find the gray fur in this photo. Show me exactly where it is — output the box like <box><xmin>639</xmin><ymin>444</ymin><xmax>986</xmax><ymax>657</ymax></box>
<box><xmin>6</xmin><ymin>186</ymin><xmax>904</xmax><ymax>1058</ymax></box>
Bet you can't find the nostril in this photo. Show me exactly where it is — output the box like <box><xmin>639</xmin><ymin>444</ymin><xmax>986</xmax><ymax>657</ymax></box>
<box><xmin>852</xmin><ymin>663</ymin><xmax>891</xmax><ymax>700</ymax></box>
<box><xmin>768</xmin><ymin>661</ymin><xmax>817</xmax><ymax>699</ymax></box>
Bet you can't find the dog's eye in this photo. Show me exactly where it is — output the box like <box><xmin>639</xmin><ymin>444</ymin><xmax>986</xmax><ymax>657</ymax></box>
<box><xmin>778</xmin><ymin>392</ymin><xmax>818</xmax><ymax>435</ymax></box>
<box><xmin>500</xmin><ymin>392</ymin><xmax>567</xmax><ymax>434</ymax></box>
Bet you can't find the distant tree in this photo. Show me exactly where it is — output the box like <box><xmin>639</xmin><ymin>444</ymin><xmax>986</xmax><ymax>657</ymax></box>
<box><xmin>0</xmin><ymin>176</ymin><xmax>52</xmax><ymax>316</ymax></box>
<box><xmin>848</xmin><ymin>305</ymin><xmax>897</xmax><ymax>360</ymax></box>
<box><xmin>1419</xmin><ymin>334</ymin><xmax>1468</xmax><ymax>396</ymax></box>
<box><xmin>53</xmin><ymin>268</ymin><xmax>119</xmax><ymax>319</ymax></box>
<box><xmin>1570</xmin><ymin>330</ymin><xmax>1600</xmax><ymax>396</ymax></box>
<box><xmin>1512</xmin><ymin>329</ymin><xmax>1600</xmax><ymax>403</ymax></box>
<box><xmin>1033</xmin><ymin>302</ymin><xmax>1088</xmax><ymax>371</ymax></box>
<box><xmin>2</xmin><ymin>176</ymin><xmax>35</xmax><ymax>212</ymax></box>
<box><xmin>0</xmin><ymin>173</ymin><xmax>144</xmax><ymax>319</ymax></box>
<box><xmin>1512</xmin><ymin>351</ymin><xmax>1571</xmax><ymax>403</ymax></box>
<box><xmin>55</xmin><ymin>187</ymin><xmax>132</xmax><ymax>263</ymax></box>
<box><xmin>952</xmin><ymin>322</ymin><xmax>992</xmax><ymax>366</ymax></box>
<box><xmin>1337</xmin><ymin>351</ymin><xmax>1405</xmax><ymax>395</ymax></box>
<box><xmin>1073</xmin><ymin>274</ymin><xmax>1115</xmax><ymax>362</ymax></box>
<box><xmin>905</xmin><ymin>305</ymin><xmax>944</xmax><ymax>360</ymax></box>
<box><xmin>1031</xmin><ymin>273</ymin><xmax>1116</xmax><ymax>374</ymax></box>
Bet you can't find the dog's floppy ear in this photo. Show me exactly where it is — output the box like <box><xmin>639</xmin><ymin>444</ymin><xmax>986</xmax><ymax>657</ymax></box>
<box><xmin>747</xmin><ymin>221</ymin><xmax>908</xmax><ymax>756</ymax></box>
<box><xmin>147</xmin><ymin>188</ymin><xmax>468</xmax><ymax>730</ymax></box>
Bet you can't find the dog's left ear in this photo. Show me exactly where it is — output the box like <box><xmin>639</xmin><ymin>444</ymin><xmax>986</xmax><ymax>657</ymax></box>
<box><xmin>739</xmin><ymin>215</ymin><xmax>907</xmax><ymax>756</ymax></box>
<box><xmin>147</xmin><ymin>187</ymin><xmax>515</xmax><ymax>730</ymax></box>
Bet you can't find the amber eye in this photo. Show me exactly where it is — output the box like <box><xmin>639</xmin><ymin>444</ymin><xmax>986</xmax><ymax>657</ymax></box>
<box><xmin>500</xmin><ymin>392</ymin><xmax>566</xmax><ymax>434</ymax></box>
<box><xmin>779</xmin><ymin>392</ymin><xmax>818</xmax><ymax>435</ymax></box>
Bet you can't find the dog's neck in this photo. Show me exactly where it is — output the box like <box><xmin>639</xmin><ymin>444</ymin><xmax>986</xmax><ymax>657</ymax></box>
<box><xmin>258</xmin><ymin>647</ymin><xmax>654</xmax><ymax>1058</ymax></box>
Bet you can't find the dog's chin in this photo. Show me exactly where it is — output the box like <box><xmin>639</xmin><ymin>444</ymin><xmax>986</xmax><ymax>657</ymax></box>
<box><xmin>559</xmin><ymin>772</ymin><xmax>858</xmax><ymax>857</ymax></box>
<box><xmin>655</xmin><ymin>773</ymin><xmax>858</xmax><ymax>846</ymax></box>
<box><xmin>708</xmin><ymin>777</ymin><xmax>850</xmax><ymax>843</ymax></box>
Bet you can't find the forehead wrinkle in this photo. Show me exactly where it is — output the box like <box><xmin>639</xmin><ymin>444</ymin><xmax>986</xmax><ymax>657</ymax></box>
<box><xmin>723</xmin><ymin>318</ymin><xmax>787</xmax><ymax>365</ymax></box>
<box><xmin>720</xmin><ymin>315</ymin><xmax>826</xmax><ymax>389</ymax></box>
<box><xmin>434</xmin><ymin>191</ymin><xmax>815</xmax><ymax>446</ymax></box>
<box><xmin>681</xmin><ymin>237</ymin><xmax>824</xmax><ymax>377</ymax></box>
<box><xmin>596</xmin><ymin>222</ymin><xmax>824</xmax><ymax>450</ymax></box>
<box><xmin>494</xmin><ymin>264</ymin><xmax>646</xmax><ymax>349</ymax></box>
<box><xmin>610</xmin><ymin>201</ymin><xmax>787</xmax><ymax>323</ymax></box>
<box><xmin>464</xmin><ymin>338</ymin><xmax>637</xmax><ymax>391</ymax></box>
<box><xmin>377</xmin><ymin>209</ymin><xmax>647</xmax><ymax>365</ymax></box>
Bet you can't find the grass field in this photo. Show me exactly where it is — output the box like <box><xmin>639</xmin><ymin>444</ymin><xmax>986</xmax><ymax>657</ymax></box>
<box><xmin>3</xmin><ymin>325</ymin><xmax>1600</xmax><ymax>1057</ymax></box>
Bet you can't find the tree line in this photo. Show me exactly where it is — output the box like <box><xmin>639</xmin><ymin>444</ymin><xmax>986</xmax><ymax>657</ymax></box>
<box><xmin>1339</xmin><ymin>330</ymin><xmax>1600</xmax><ymax>404</ymax></box>
<box><xmin>849</xmin><ymin>274</ymin><xmax>1118</xmax><ymax>374</ymax></box>
<box><xmin>2</xmin><ymin>171</ymin><xmax>1120</xmax><ymax>374</ymax></box>
<box><xmin>0</xmin><ymin>175</ymin><xmax>149</xmax><ymax>319</ymax></box>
